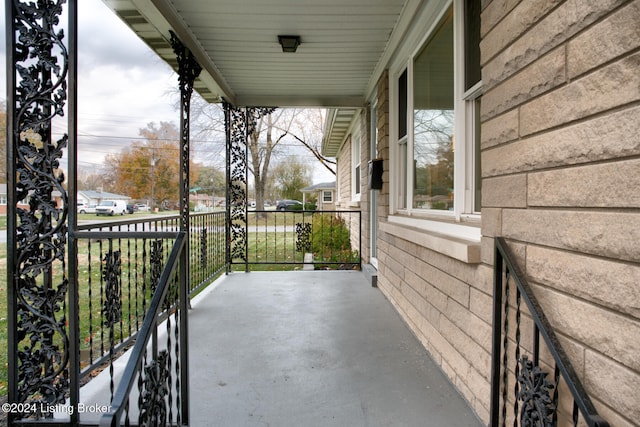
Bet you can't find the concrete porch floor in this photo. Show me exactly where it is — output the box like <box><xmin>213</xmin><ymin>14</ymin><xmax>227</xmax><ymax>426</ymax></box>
<box><xmin>189</xmin><ymin>270</ymin><xmax>483</xmax><ymax>427</ymax></box>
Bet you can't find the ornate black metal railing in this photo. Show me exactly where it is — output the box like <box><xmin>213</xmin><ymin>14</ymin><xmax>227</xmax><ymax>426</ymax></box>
<box><xmin>490</xmin><ymin>237</ymin><xmax>609</xmax><ymax>427</ymax></box>
<box><xmin>99</xmin><ymin>232</ymin><xmax>187</xmax><ymax>426</ymax></box>
<box><xmin>75</xmin><ymin>212</ymin><xmax>226</xmax><ymax>378</ymax></box>
<box><xmin>237</xmin><ymin>210</ymin><xmax>362</xmax><ymax>270</ymax></box>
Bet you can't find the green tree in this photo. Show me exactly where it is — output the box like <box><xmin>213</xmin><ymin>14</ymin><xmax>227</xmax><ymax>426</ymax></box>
<box><xmin>272</xmin><ymin>157</ymin><xmax>312</xmax><ymax>201</ymax></box>
<box><xmin>103</xmin><ymin>122</ymin><xmax>200</xmax><ymax>208</ymax></box>
<box><xmin>194</xmin><ymin>166</ymin><xmax>225</xmax><ymax>206</ymax></box>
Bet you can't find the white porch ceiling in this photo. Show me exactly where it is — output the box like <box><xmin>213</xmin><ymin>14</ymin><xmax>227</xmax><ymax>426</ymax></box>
<box><xmin>102</xmin><ymin>0</ymin><xmax>417</xmax><ymax>108</ymax></box>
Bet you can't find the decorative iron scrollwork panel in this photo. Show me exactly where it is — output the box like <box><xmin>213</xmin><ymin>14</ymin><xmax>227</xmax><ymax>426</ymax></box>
<box><xmin>150</xmin><ymin>240</ymin><xmax>164</xmax><ymax>294</ymax></box>
<box><xmin>226</xmin><ymin>104</ymin><xmax>248</xmax><ymax>263</ymax></box>
<box><xmin>200</xmin><ymin>227</ymin><xmax>208</xmax><ymax>271</ymax></box>
<box><xmin>102</xmin><ymin>249</ymin><xmax>122</xmax><ymax>327</ymax></box>
<box><xmin>517</xmin><ymin>356</ymin><xmax>555</xmax><ymax>427</ymax></box>
<box><xmin>139</xmin><ymin>350</ymin><xmax>170</xmax><ymax>426</ymax></box>
<box><xmin>225</xmin><ymin>105</ymin><xmax>278</xmax><ymax>264</ymax></box>
<box><xmin>295</xmin><ymin>223</ymin><xmax>312</xmax><ymax>252</ymax></box>
<box><xmin>170</xmin><ymin>31</ymin><xmax>202</xmax><ymax>233</ymax></box>
<box><xmin>10</xmin><ymin>0</ymin><xmax>70</xmax><ymax>416</ymax></box>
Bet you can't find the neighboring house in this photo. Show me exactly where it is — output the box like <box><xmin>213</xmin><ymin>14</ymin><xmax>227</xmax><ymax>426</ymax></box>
<box><xmin>78</xmin><ymin>190</ymin><xmax>130</xmax><ymax>207</ymax></box>
<box><xmin>300</xmin><ymin>181</ymin><xmax>336</xmax><ymax>211</ymax></box>
<box><xmin>0</xmin><ymin>183</ymin><xmax>61</xmax><ymax>214</ymax></box>
<box><xmin>189</xmin><ymin>193</ymin><xmax>215</xmax><ymax>211</ymax></box>
<box><xmin>323</xmin><ymin>1</ymin><xmax>638</xmax><ymax>424</ymax></box>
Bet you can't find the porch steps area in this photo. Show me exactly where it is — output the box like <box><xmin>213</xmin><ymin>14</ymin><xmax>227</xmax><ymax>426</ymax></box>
<box><xmin>188</xmin><ymin>270</ymin><xmax>482</xmax><ymax>427</ymax></box>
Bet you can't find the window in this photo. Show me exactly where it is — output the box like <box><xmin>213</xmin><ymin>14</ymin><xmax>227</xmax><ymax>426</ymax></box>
<box><xmin>352</xmin><ymin>134</ymin><xmax>361</xmax><ymax>199</ymax></box>
<box><xmin>413</xmin><ymin>11</ymin><xmax>454</xmax><ymax>211</ymax></box>
<box><xmin>398</xmin><ymin>69</ymin><xmax>408</xmax><ymax>209</ymax></box>
<box><xmin>323</xmin><ymin>191</ymin><xmax>333</xmax><ymax>203</ymax></box>
<box><xmin>393</xmin><ymin>0</ymin><xmax>481</xmax><ymax>218</ymax></box>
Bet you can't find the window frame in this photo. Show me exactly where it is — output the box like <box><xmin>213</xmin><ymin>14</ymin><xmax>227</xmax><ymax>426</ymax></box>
<box><xmin>390</xmin><ymin>0</ymin><xmax>481</xmax><ymax>223</ymax></box>
<box><xmin>322</xmin><ymin>190</ymin><xmax>333</xmax><ymax>203</ymax></box>
<box><xmin>352</xmin><ymin>133</ymin><xmax>361</xmax><ymax>201</ymax></box>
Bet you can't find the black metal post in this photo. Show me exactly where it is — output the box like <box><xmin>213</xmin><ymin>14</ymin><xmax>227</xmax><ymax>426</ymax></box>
<box><xmin>5</xmin><ymin>1</ymin><xmax>18</xmax><ymax>422</ymax></box>
<box><xmin>68</xmin><ymin>0</ymin><xmax>80</xmax><ymax>423</ymax></box>
<box><xmin>7</xmin><ymin>0</ymin><xmax>72</xmax><ymax>423</ymax></box>
<box><xmin>170</xmin><ymin>31</ymin><xmax>202</xmax><ymax>425</ymax></box>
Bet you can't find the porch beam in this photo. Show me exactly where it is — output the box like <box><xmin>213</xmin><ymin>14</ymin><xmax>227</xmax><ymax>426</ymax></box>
<box><xmin>235</xmin><ymin>95</ymin><xmax>366</xmax><ymax>109</ymax></box>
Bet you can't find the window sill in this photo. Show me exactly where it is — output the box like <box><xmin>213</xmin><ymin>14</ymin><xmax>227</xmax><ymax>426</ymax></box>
<box><xmin>338</xmin><ymin>200</ymin><xmax>360</xmax><ymax>209</ymax></box>
<box><xmin>381</xmin><ymin>218</ymin><xmax>481</xmax><ymax>264</ymax></box>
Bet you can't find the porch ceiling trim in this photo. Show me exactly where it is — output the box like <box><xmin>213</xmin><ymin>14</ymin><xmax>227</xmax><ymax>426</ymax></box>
<box><xmin>104</xmin><ymin>0</ymin><xmax>235</xmax><ymax>104</ymax></box>
<box><xmin>322</xmin><ymin>108</ymin><xmax>360</xmax><ymax>157</ymax></box>
<box><xmin>102</xmin><ymin>0</ymin><xmax>415</xmax><ymax>108</ymax></box>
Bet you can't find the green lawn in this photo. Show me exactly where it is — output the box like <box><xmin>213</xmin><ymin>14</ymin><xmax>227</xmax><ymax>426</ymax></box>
<box><xmin>0</xmin><ymin>238</ymin><xmax>167</xmax><ymax>398</ymax></box>
<box><xmin>0</xmin><ymin>210</ymin><xmax>356</xmax><ymax>398</ymax></box>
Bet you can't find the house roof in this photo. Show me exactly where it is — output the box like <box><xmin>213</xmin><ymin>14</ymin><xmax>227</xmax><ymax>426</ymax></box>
<box><xmin>321</xmin><ymin>108</ymin><xmax>360</xmax><ymax>157</ymax></box>
<box><xmin>79</xmin><ymin>190</ymin><xmax>131</xmax><ymax>200</ymax></box>
<box><xmin>101</xmin><ymin>0</ymin><xmax>419</xmax><ymax>108</ymax></box>
<box><xmin>300</xmin><ymin>181</ymin><xmax>336</xmax><ymax>193</ymax></box>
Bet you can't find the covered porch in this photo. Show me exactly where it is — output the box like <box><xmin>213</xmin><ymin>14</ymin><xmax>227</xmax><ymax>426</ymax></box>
<box><xmin>5</xmin><ymin>0</ymin><xmax>616</xmax><ymax>426</ymax></box>
<box><xmin>187</xmin><ymin>270</ymin><xmax>481</xmax><ymax>427</ymax></box>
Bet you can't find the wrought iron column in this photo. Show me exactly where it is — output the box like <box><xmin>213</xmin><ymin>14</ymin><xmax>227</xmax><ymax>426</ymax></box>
<box><xmin>6</xmin><ymin>0</ymin><xmax>77</xmax><ymax>423</ymax></box>
<box><xmin>224</xmin><ymin>106</ymin><xmax>276</xmax><ymax>272</ymax></box>
<box><xmin>224</xmin><ymin>103</ymin><xmax>248</xmax><ymax>272</ymax></box>
<box><xmin>170</xmin><ymin>31</ymin><xmax>202</xmax><ymax>426</ymax></box>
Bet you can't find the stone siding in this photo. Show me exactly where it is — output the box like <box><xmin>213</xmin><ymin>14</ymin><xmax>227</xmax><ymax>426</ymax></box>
<box><xmin>481</xmin><ymin>0</ymin><xmax>640</xmax><ymax>424</ymax></box>
<box><xmin>372</xmin><ymin>1</ymin><xmax>639</xmax><ymax>425</ymax></box>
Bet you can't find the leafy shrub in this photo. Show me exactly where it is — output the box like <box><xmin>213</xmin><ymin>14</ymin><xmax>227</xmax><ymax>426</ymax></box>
<box><xmin>289</xmin><ymin>202</ymin><xmax>315</xmax><ymax>211</ymax></box>
<box><xmin>310</xmin><ymin>214</ymin><xmax>358</xmax><ymax>266</ymax></box>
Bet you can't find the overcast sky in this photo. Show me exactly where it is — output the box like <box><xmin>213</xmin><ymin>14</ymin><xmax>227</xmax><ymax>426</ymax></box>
<box><xmin>1</xmin><ymin>0</ymin><xmax>335</xmax><ymax>183</ymax></box>
<box><xmin>1</xmin><ymin>0</ymin><xmax>181</xmax><ymax>171</ymax></box>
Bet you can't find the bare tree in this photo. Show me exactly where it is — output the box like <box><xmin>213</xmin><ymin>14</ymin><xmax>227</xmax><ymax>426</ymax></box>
<box><xmin>247</xmin><ymin>110</ymin><xmax>296</xmax><ymax>213</ymax></box>
<box><xmin>189</xmin><ymin>96</ymin><xmax>335</xmax><ymax>213</ymax></box>
<box><xmin>280</xmin><ymin>109</ymin><xmax>336</xmax><ymax>176</ymax></box>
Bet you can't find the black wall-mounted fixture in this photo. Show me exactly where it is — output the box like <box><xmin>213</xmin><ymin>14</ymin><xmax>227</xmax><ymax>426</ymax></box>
<box><xmin>278</xmin><ymin>35</ymin><xmax>301</xmax><ymax>53</ymax></box>
<box><xmin>369</xmin><ymin>158</ymin><xmax>383</xmax><ymax>190</ymax></box>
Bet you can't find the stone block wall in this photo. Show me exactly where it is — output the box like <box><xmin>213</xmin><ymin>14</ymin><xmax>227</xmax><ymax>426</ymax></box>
<box><xmin>481</xmin><ymin>0</ymin><xmax>640</xmax><ymax>425</ymax></box>
<box><xmin>372</xmin><ymin>1</ymin><xmax>639</xmax><ymax>425</ymax></box>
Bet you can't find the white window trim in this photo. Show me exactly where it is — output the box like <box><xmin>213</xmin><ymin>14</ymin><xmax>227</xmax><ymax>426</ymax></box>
<box><xmin>352</xmin><ymin>133</ymin><xmax>361</xmax><ymax>201</ymax></box>
<box><xmin>388</xmin><ymin>215</ymin><xmax>480</xmax><ymax>242</ymax></box>
<box><xmin>389</xmin><ymin>0</ymin><xmax>480</xmax><ymax>224</ymax></box>
<box><xmin>322</xmin><ymin>190</ymin><xmax>333</xmax><ymax>203</ymax></box>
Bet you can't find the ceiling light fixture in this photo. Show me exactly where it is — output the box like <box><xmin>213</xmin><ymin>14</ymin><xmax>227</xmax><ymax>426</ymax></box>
<box><xmin>278</xmin><ymin>35</ymin><xmax>301</xmax><ymax>53</ymax></box>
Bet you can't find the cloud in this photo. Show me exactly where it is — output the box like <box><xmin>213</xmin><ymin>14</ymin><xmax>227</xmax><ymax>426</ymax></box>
<box><xmin>78</xmin><ymin>0</ymin><xmax>167</xmax><ymax>71</ymax></box>
<box><xmin>1</xmin><ymin>0</ymin><xmax>181</xmax><ymax>170</ymax></box>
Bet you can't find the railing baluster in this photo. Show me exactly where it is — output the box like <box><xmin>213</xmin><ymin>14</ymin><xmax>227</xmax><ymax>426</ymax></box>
<box><xmin>491</xmin><ymin>237</ymin><xmax>609</xmax><ymax>427</ymax></box>
<box><xmin>513</xmin><ymin>287</ymin><xmax>521</xmax><ymax>427</ymax></box>
<box><xmin>88</xmin><ymin>238</ymin><xmax>94</xmax><ymax>366</ymax></box>
<box><xmin>501</xmin><ymin>265</ymin><xmax>510</xmax><ymax>427</ymax></box>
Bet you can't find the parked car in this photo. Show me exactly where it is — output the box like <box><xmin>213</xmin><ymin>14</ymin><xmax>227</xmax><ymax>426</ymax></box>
<box><xmin>276</xmin><ymin>200</ymin><xmax>303</xmax><ymax>211</ymax></box>
<box><xmin>135</xmin><ymin>203</ymin><xmax>151</xmax><ymax>212</ymax></box>
<box><xmin>126</xmin><ymin>204</ymin><xmax>136</xmax><ymax>214</ymax></box>
<box><xmin>96</xmin><ymin>200</ymin><xmax>127</xmax><ymax>216</ymax></box>
<box><xmin>77</xmin><ymin>203</ymin><xmax>97</xmax><ymax>214</ymax></box>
